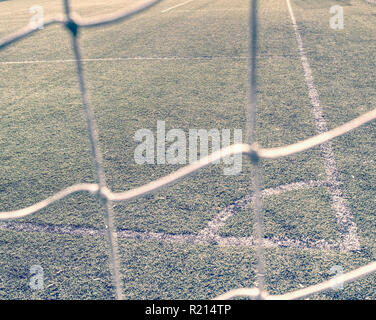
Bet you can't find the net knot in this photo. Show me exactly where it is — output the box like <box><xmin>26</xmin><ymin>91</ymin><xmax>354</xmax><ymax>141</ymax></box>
<box><xmin>249</xmin><ymin>143</ymin><xmax>260</xmax><ymax>164</ymax></box>
<box><xmin>65</xmin><ymin>19</ymin><xmax>79</xmax><ymax>37</ymax></box>
<box><xmin>96</xmin><ymin>186</ymin><xmax>111</xmax><ymax>202</ymax></box>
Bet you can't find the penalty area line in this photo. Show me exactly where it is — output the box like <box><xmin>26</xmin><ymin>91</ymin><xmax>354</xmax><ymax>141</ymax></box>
<box><xmin>0</xmin><ymin>55</ymin><xmax>249</xmax><ymax>65</ymax></box>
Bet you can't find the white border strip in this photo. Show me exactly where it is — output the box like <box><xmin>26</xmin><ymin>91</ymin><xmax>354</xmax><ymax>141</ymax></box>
<box><xmin>0</xmin><ymin>56</ymin><xmax>249</xmax><ymax>65</ymax></box>
<box><xmin>198</xmin><ymin>180</ymin><xmax>324</xmax><ymax>240</ymax></box>
<box><xmin>286</xmin><ymin>0</ymin><xmax>360</xmax><ymax>252</ymax></box>
<box><xmin>0</xmin><ymin>220</ymin><xmax>339</xmax><ymax>251</ymax></box>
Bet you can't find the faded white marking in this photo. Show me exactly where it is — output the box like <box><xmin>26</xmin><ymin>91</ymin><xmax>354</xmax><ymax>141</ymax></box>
<box><xmin>0</xmin><ymin>220</ymin><xmax>339</xmax><ymax>250</ymax></box>
<box><xmin>0</xmin><ymin>180</ymin><xmax>340</xmax><ymax>251</ymax></box>
<box><xmin>0</xmin><ymin>55</ymin><xmax>304</xmax><ymax>66</ymax></box>
<box><xmin>198</xmin><ymin>180</ymin><xmax>325</xmax><ymax>240</ymax></box>
<box><xmin>286</xmin><ymin>0</ymin><xmax>360</xmax><ymax>251</ymax></box>
<box><xmin>0</xmin><ymin>56</ymin><xmax>249</xmax><ymax>65</ymax></box>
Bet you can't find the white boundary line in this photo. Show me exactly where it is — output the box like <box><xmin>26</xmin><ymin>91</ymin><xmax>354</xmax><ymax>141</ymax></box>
<box><xmin>0</xmin><ymin>55</ymin><xmax>308</xmax><ymax>65</ymax></box>
<box><xmin>286</xmin><ymin>0</ymin><xmax>360</xmax><ymax>252</ymax></box>
<box><xmin>0</xmin><ymin>180</ymin><xmax>340</xmax><ymax>251</ymax></box>
<box><xmin>161</xmin><ymin>0</ymin><xmax>194</xmax><ymax>13</ymax></box>
<box><xmin>0</xmin><ymin>220</ymin><xmax>340</xmax><ymax>250</ymax></box>
<box><xmin>0</xmin><ymin>56</ymin><xmax>249</xmax><ymax>65</ymax></box>
<box><xmin>198</xmin><ymin>180</ymin><xmax>324</xmax><ymax>241</ymax></box>
<box><xmin>171</xmin><ymin>8</ymin><xmax>248</xmax><ymax>12</ymax></box>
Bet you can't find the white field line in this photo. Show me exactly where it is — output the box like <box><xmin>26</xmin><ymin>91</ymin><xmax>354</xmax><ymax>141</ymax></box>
<box><xmin>161</xmin><ymin>0</ymin><xmax>194</xmax><ymax>13</ymax></box>
<box><xmin>173</xmin><ymin>8</ymin><xmax>248</xmax><ymax>12</ymax></box>
<box><xmin>0</xmin><ymin>55</ymin><xmax>307</xmax><ymax>65</ymax></box>
<box><xmin>0</xmin><ymin>180</ymin><xmax>340</xmax><ymax>251</ymax></box>
<box><xmin>3</xmin><ymin>53</ymin><xmax>360</xmax><ymax>66</ymax></box>
<box><xmin>286</xmin><ymin>0</ymin><xmax>360</xmax><ymax>252</ymax></box>
<box><xmin>0</xmin><ymin>220</ymin><xmax>339</xmax><ymax>250</ymax></box>
<box><xmin>198</xmin><ymin>180</ymin><xmax>325</xmax><ymax>240</ymax></box>
<box><xmin>0</xmin><ymin>221</ymin><xmax>104</xmax><ymax>237</ymax></box>
<box><xmin>0</xmin><ymin>56</ymin><xmax>249</xmax><ymax>65</ymax></box>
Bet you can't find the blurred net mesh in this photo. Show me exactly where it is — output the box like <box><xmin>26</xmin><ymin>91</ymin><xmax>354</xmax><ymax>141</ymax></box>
<box><xmin>0</xmin><ymin>0</ymin><xmax>376</xmax><ymax>300</ymax></box>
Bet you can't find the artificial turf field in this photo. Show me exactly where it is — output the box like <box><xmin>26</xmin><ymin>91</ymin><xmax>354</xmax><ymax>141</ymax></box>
<box><xmin>0</xmin><ymin>0</ymin><xmax>375</xmax><ymax>299</ymax></box>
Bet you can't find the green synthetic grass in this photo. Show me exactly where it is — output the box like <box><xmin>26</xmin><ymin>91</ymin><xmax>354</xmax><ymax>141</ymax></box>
<box><xmin>0</xmin><ymin>0</ymin><xmax>375</xmax><ymax>299</ymax></box>
<box><xmin>220</xmin><ymin>188</ymin><xmax>341</xmax><ymax>241</ymax></box>
<box><xmin>0</xmin><ymin>230</ymin><xmax>114</xmax><ymax>299</ymax></box>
